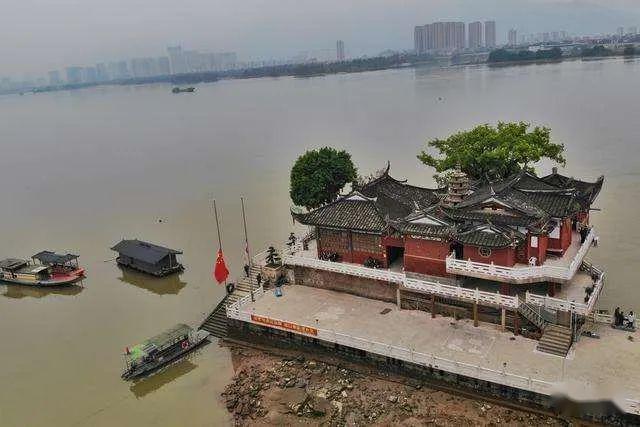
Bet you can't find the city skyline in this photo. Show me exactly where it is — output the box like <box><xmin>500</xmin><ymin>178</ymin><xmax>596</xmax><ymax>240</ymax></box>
<box><xmin>2</xmin><ymin>0</ymin><xmax>640</xmax><ymax>77</ymax></box>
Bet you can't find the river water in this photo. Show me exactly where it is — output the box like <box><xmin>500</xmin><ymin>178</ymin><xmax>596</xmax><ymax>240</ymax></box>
<box><xmin>0</xmin><ymin>57</ymin><xmax>638</xmax><ymax>426</ymax></box>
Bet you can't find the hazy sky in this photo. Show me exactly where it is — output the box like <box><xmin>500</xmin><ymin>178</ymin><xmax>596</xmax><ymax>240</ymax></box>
<box><xmin>2</xmin><ymin>0</ymin><xmax>639</xmax><ymax>77</ymax></box>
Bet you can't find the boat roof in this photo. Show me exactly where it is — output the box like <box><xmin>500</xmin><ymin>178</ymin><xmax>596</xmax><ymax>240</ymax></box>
<box><xmin>0</xmin><ymin>258</ymin><xmax>29</xmax><ymax>271</ymax></box>
<box><xmin>111</xmin><ymin>239</ymin><xmax>182</xmax><ymax>264</ymax></box>
<box><xmin>147</xmin><ymin>323</ymin><xmax>191</xmax><ymax>347</ymax></box>
<box><xmin>32</xmin><ymin>251</ymin><xmax>79</xmax><ymax>265</ymax></box>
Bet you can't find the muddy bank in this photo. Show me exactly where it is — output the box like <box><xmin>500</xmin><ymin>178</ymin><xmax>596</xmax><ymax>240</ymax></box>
<box><xmin>221</xmin><ymin>344</ymin><xmax>563</xmax><ymax>426</ymax></box>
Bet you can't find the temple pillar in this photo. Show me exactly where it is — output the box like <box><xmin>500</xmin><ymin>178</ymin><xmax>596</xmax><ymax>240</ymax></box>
<box><xmin>431</xmin><ymin>293</ymin><xmax>436</xmax><ymax>318</ymax></box>
<box><xmin>500</xmin><ymin>283</ymin><xmax>510</xmax><ymax>295</ymax></box>
<box><xmin>501</xmin><ymin>308</ymin><xmax>506</xmax><ymax>331</ymax></box>
<box><xmin>396</xmin><ymin>286</ymin><xmax>401</xmax><ymax>309</ymax></box>
<box><xmin>473</xmin><ymin>302</ymin><xmax>478</xmax><ymax>327</ymax></box>
<box><xmin>549</xmin><ymin>282</ymin><xmax>556</xmax><ymax>297</ymax></box>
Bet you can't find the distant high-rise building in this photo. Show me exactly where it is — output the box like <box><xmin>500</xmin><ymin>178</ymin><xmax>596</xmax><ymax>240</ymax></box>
<box><xmin>468</xmin><ymin>21</ymin><xmax>483</xmax><ymax>49</ymax></box>
<box><xmin>96</xmin><ymin>63</ymin><xmax>109</xmax><ymax>82</ymax></box>
<box><xmin>542</xmin><ymin>32</ymin><xmax>550</xmax><ymax>42</ymax></box>
<box><xmin>48</xmin><ymin>70</ymin><xmax>62</xmax><ymax>86</ymax></box>
<box><xmin>508</xmin><ymin>29</ymin><xmax>517</xmax><ymax>46</ymax></box>
<box><xmin>83</xmin><ymin>67</ymin><xmax>98</xmax><ymax>83</ymax></box>
<box><xmin>157</xmin><ymin>57</ymin><xmax>171</xmax><ymax>75</ymax></box>
<box><xmin>414</xmin><ymin>21</ymin><xmax>465</xmax><ymax>53</ymax></box>
<box><xmin>484</xmin><ymin>21</ymin><xmax>496</xmax><ymax>48</ymax></box>
<box><xmin>551</xmin><ymin>31</ymin><xmax>559</xmax><ymax>42</ymax></box>
<box><xmin>414</xmin><ymin>26</ymin><xmax>426</xmax><ymax>54</ymax></box>
<box><xmin>65</xmin><ymin>66</ymin><xmax>83</xmax><ymax>84</ymax></box>
<box><xmin>628</xmin><ymin>26</ymin><xmax>638</xmax><ymax>35</ymax></box>
<box><xmin>336</xmin><ymin>40</ymin><xmax>345</xmax><ymax>61</ymax></box>
<box><xmin>617</xmin><ymin>26</ymin><xmax>624</xmax><ymax>37</ymax></box>
<box><xmin>167</xmin><ymin>46</ymin><xmax>188</xmax><ymax>74</ymax></box>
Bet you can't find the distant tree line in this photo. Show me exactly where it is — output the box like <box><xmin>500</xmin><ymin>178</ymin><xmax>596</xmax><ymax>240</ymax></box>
<box><xmin>580</xmin><ymin>45</ymin><xmax>615</xmax><ymax>58</ymax></box>
<box><xmin>488</xmin><ymin>48</ymin><xmax>562</xmax><ymax>63</ymax></box>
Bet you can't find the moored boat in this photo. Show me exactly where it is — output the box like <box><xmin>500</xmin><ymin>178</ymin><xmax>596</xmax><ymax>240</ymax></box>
<box><xmin>171</xmin><ymin>87</ymin><xmax>195</xmax><ymax>93</ymax></box>
<box><xmin>0</xmin><ymin>251</ymin><xmax>85</xmax><ymax>286</ymax></box>
<box><xmin>121</xmin><ymin>324</ymin><xmax>209</xmax><ymax>380</ymax></box>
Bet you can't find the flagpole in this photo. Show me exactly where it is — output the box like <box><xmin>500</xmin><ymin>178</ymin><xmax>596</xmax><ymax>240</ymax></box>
<box><xmin>213</xmin><ymin>199</ymin><xmax>223</xmax><ymax>251</ymax></box>
<box><xmin>241</xmin><ymin>197</ymin><xmax>251</xmax><ymax>268</ymax></box>
<box><xmin>213</xmin><ymin>199</ymin><xmax>226</xmax><ymax>285</ymax></box>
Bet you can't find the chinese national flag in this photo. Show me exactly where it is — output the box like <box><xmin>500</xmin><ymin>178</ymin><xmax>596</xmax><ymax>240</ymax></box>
<box><xmin>213</xmin><ymin>249</ymin><xmax>230</xmax><ymax>284</ymax></box>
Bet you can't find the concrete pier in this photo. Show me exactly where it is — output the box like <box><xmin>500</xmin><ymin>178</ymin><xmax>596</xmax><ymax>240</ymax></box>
<box><xmin>227</xmin><ymin>285</ymin><xmax>640</xmax><ymax>419</ymax></box>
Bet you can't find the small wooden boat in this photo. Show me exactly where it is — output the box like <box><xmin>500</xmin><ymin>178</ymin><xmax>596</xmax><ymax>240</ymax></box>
<box><xmin>0</xmin><ymin>252</ymin><xmax>85</xmax><ymax>286</ymax></box>
<box><xmin>171</xmin><ymin>87</ymin><xmax>195</xmax><ymax>93</ymax></box>
<box><xmin>122</xmin><ymin>324</ymin><xmax>209</xmax><ymax>380</ymax></box>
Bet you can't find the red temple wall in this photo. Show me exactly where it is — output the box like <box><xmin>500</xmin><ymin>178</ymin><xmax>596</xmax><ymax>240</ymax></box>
<box><xmin>403</xmin><ymin>237</ymin><xmax>449</xmax><ymax>277</ymax></box>
<box><xmin>463</xmin><ymin>245</ymin><xmax>516</xmax><ymax>267</ymax></box>
<box><xmin>527</xmin><ymin>234</ymin><xmax>548</xmax><ymax>265</ymax></box>
<box><xmin>548</xmin><ymin>217</ymin><xmax>572</xmax><ymax>254</ymax></box>
<box><xmin>316</xmin><ymin>228</ymin><xmax>386</xmax><ymax>267</ymax></box>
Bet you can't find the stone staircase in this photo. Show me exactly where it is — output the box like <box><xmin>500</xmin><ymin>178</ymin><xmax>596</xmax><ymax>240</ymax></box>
<box><xmin>518</xmin><ymin>302</ymin><xmax>547</xmax><ymax>330</ymax></box>
<box><xmin>537</xmin><ymin>324</ymin><xmax>573</xmax><ymax>357</ymax></box>
<box><xmin>519</xmin><ymin>301</ymin><xmax>572</xmax><ymax>357</ymax></box>
<box><xmin>199</xmin><ymin>264</ymin><xmax>263</xmax><ymax>338</ymax></box>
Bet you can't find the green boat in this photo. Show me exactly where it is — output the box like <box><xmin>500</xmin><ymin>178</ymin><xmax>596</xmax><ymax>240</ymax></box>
<box><xmin>122</xmin><ymin>324</ymin><xmax>209</xmax><ymax>380</ymax></box>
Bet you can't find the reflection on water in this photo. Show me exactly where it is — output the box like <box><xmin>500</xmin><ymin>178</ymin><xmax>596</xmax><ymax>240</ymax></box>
<box><xmin>129</xmin><ymin>352</ymin><xmax>200</xmax><ymax>398</ymax></box>
<box><xmin>2</xmin><ymin>283</ymin><xmax>84</xmax><ymax>299</ymax></box>
<box><xmin>117</xmin><ymin>267</ymin><xmax>187</xmax><ymax>295</ymax></box>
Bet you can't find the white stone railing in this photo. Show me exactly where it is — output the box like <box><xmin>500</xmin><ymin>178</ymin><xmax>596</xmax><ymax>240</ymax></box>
<box><xmin>525</xmin><ymin>292</ymin><xmax>588</xmax><ymax>315</ymax></box>
<box><xmin>283</xmin><ymin>254</ymin><xmax>405</xmax><ymax>283</ymax></box>
<box><xmin>446</xmin><ymin>229</ymin><xmax>595</xmax><ymax>284</ymax></box>
<box><xmin>226</xmin><ymin>285</ymin><xmax>267</xmax><ymax>319</ymax></box>
<box><xmin>404</xmin><ymin>277</ymin><xmax>519</xmax><ymax>309</ymax></box>
<box><xmin>225</xmin><ymin>307</ymin><xmax>554</xmax><ymax>395</ymax></box>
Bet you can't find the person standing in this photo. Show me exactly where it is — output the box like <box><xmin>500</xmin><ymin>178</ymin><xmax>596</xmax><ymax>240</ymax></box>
<box><xmin>256</xmin><ymin>272</ymin><xmax>262</xmax><ymax>288</ymax></box>
<box><xmin>243</xmin><ymin>263</ymin><xmax>250</xmax><ymax>278</ymax></box>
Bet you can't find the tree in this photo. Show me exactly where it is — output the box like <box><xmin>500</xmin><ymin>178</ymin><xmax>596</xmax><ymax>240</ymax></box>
<box><xmin>417</xmin><ymin>122</ymin><xmax>565</xmax><ymax>181</ymax></box>
<box><xmin>290</xmin><ymin>147</ymin><xmax>357</xmax><ymax>210</ymax></box>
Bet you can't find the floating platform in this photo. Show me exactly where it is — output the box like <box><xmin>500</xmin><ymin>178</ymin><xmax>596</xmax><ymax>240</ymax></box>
<box><xmin>224</xmin><ymin>284</ymin><xmax>640</xmax><ymax>422</ymax></box>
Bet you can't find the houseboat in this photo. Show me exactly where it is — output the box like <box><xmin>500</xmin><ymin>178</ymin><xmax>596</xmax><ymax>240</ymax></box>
<box><xmin>0</xmin><ymin>251</ymin><xmax>85</xmax><ymax>286</ymax></box>
<box><xmin>111</xmin><ymin>239</ymin><xmax>184</xmax><ymax>277</ymax></box>
<box><xmin>122</xmin><ymin>324</ymin><xmax>209</xmax><ymax>380</ymax></box>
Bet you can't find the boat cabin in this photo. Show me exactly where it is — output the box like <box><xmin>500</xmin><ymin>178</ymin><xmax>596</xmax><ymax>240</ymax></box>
<box><xmin>0</xmin><ymin>258</ymin><xmax>51</xmax><ymax>282</ymax></box>
<box><xmin>111</xmin><ymin>239</ymin><xmax>184</xmax><ymax>277</ymax></box>
<box><xmin>32</xmin><ymin>251</ymin><xmax>80</xmax><ymax>273</ymax></box>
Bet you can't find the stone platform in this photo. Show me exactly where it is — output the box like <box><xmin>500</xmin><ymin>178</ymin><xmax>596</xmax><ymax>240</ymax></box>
<box><xmin>230</xmin><ymin>284</ymin><xmax>640</xmax><ymax>415</ymax></box>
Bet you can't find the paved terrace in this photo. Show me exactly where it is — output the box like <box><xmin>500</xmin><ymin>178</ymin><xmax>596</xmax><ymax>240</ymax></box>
<box><xmin>231</xmin><ymin>285</ymin><xmax>639</xmax><ymax>414</ymax></box>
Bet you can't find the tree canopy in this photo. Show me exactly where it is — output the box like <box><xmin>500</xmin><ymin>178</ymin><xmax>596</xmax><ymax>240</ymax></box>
<box><xmin>417</xmin><ymin>122</ymin><xmax>566</xmax><ymax>181</ymax></box>
<box><xmin>290</xmin><ymin>147</ymin><xmax>357</xmax><ymax>210</ymax></box>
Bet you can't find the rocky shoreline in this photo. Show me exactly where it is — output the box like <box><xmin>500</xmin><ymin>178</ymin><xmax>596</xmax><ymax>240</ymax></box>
<box><xmin>221</xmin><ymin>343</ymin><xmax>563</xmax><ymax>426</ymax></box>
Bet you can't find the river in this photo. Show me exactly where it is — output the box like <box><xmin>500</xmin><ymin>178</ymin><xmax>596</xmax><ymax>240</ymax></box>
<box><xmin>0</xmin><ymin>57</ymin><xmax>638</xmax><ymax>426</ymax></box>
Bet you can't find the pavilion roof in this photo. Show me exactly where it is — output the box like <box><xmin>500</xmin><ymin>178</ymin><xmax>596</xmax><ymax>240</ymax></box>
<box><xmin>454</xmin><ymin>223</ymin><xmax>526</xmax><ymax>248</ymax></box>
<box><xmin>292</xmin><ymin>192</ymin><xmax>388</xmax><ymax>233</ymax></box>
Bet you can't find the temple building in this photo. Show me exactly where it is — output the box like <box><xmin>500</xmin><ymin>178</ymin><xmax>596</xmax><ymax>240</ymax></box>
<box><xmin>292</xmin><ymin>164</ymin><xmax>602</xmax><ymax>282</ymax></box>
<box><xmin>287</xmin><ymin>164</ymin><xmax>605</xmax><ymax>355</ymax></box>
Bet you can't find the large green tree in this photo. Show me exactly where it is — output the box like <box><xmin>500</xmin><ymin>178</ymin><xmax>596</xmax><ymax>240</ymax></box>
<box><xmin>417</xmin><ymin>122</ymin><xmax>565</xmax><ymax>181</ymax></box>
<box><xmin>290</xmin><ymin>147</ymin><xmax>357</xmax><ymax>210</ymax></box>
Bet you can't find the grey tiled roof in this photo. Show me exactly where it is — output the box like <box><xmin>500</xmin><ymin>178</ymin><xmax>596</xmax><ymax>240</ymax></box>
<box><xmin>292</xmin><ymin>197</ymin><xmax>387</xmax><ymax>233</ymax></box>
<box><xmin>455</xmin><ymin>224</ymin><xmax>526</xmax><ymax>248</ymax></box>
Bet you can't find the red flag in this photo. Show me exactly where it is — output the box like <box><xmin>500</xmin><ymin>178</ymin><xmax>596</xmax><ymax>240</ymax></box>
<box><xmin>213</xmin><ymin>249</ymin><xmax>230</xmax><ymax>284</ymax></box>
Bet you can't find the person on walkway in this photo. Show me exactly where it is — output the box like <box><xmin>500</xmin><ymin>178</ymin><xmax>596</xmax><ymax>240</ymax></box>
<box><xmin>626</xmin><ymin>311</ymin><xmax>635</xmax><ymax>328</ymax></box>
<box><xmin>256</xmin><ymin>272</ymin><xmax>262</xmax><ymax>288</ymax></box>
<box><xmin>614</xmin><ymin>307</ymin><xmax>622</xmax><ymax>326</ymax></box>
<box><xmin>243</xmin><ymin>264</ymin><xmax>250</xmax><ymax>278</ymax></box>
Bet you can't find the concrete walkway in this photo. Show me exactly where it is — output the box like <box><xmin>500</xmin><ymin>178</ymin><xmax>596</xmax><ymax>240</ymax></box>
<box><xmin>240</xmin><ymin>285</ymin><xmax>639</xmax><ymax>411</ymax></box>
